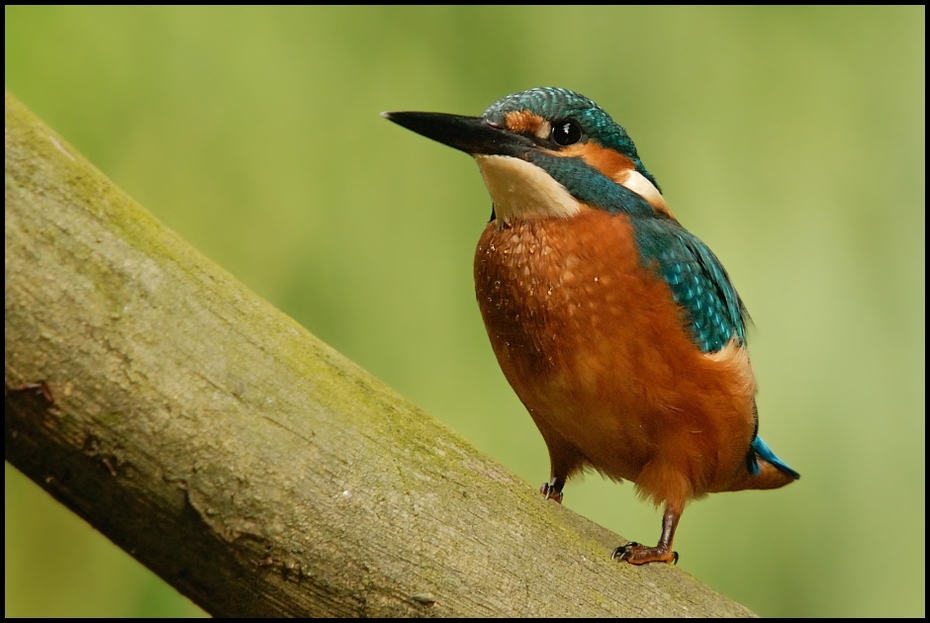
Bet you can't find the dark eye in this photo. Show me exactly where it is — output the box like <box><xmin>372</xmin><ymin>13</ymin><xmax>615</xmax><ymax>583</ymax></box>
<box><xmin>551</xmin><ymin>120</ymin><xmax>582</xmax><ymax>146</ymax></box>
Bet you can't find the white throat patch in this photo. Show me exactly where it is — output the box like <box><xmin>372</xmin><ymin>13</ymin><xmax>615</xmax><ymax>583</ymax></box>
<box><xmin>474</xmin><ymin>155</ymin><xmax>581</xmax><ymax>224</ymax></box>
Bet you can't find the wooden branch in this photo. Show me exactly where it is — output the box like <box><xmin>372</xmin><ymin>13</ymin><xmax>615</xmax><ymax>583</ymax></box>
<box><xmin>4</xmin><ymin>91</ymin><xmax>756</xmax><ymax>617</ymax></box>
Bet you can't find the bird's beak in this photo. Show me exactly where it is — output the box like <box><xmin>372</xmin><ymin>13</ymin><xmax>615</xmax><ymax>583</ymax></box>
<box><xmin>382</xmin><ymin>111</ymin><xmax>535</xmax><ymax>159</ymax></box>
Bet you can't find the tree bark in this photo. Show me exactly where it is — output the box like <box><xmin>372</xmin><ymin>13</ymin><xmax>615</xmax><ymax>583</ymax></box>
<box><xmin>4</xmin><ymin>91</ymin><xmax>756</xmax><ymax>617</ymax></box>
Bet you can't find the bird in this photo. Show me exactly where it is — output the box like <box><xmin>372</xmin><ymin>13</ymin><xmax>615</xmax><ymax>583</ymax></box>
<box><xmin>383</xmin><ymin>87</ymin><xmax>799</xmax><ymax>565</ymax></box>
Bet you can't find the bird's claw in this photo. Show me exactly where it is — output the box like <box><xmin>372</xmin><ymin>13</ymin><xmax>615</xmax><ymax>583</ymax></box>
<box><xmin>610</xmin><ymin>542</ymin><xmax>640</xmax><ymax>561</ymax></box>
<box><xmin>539</xmin><ymin>482</ymin><xmax>563</xmax><ymax>504</ymax></box>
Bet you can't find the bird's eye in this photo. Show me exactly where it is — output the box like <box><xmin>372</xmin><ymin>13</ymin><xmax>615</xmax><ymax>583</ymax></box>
<box><xmin>551</xmin><ymin>120</ymin><xmax>582</xmax><ymax>146</ymax></box>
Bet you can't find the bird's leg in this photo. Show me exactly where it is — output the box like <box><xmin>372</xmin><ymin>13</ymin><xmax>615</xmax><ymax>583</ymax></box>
<box><xmin>611</xmin><ymin>504</ymin><xmax>681</xmax><ymax>565</ymax></box>
<box><xmin>539</xmin><ymin>441</ymin><xmax>581</xmax><ymax>504</ymax></box>
<box><xmin>540</xmin><ymin>475</ymin><xmax>565</xmax><ymax>504</ymax></box>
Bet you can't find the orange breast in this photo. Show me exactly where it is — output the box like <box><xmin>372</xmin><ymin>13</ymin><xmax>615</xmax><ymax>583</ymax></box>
<box><xmin>474</xmin><ymin>208</ymin><xmax>758</xmax><ymax>508</ymax></box>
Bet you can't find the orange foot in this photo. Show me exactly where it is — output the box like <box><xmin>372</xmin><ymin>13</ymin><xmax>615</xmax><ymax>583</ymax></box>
<box><xmin>539</xmin><ymin>482</ymin><xmax>563</xmax><ymax>504</ymax></box>
<box><xmin>611</xmin><ymin>542</ymin><xmax>679</xmax><ymax>565</ymax></box>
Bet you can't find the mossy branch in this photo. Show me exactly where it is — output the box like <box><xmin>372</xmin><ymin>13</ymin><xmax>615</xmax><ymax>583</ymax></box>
<box><xmin>4</xmin><ymin>91</ymin><xmax>755</xmax><ymax>617</ymax></box>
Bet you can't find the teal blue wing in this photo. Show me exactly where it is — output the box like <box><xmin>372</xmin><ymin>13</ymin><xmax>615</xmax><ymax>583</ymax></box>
<box><xmin>632</xmin><ymin>216</ymin><xmax>748</xmax><ymax>353</ymax></box>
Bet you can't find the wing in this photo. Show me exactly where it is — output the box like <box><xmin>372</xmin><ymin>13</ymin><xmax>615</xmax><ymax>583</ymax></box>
<box><xmin>633</xmin><ymin>215</ymin><xmax>801</xmax><ymax>480</ymax></box>
<box><xmin>632</xmin><ymin>216</ymin><xmax>749</xmax><ymax>353</ymax></box>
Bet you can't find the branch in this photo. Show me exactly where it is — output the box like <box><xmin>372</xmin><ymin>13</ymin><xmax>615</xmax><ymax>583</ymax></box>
<box><xmin>4</xmin><ymin>91</ymin><xmax>755</xmax><ymax>617</ymax></box>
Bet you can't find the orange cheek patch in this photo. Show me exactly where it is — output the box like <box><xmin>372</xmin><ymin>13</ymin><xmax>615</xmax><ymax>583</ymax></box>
<box><xmin>505</xmin><ymin>110</ymin><xmax>546</xmax><ymax>136</ymax></box>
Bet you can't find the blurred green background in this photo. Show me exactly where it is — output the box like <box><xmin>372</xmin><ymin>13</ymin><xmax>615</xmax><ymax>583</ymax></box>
<box><xmin>5</xmin><ymin>6</ymin><xmax>924</xmax><ymax>617</ymax></box>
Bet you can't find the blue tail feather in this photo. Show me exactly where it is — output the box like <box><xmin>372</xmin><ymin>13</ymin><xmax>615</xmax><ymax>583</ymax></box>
<box><xmin>748</xmin><ymin>436</ymin><xmax>800</xmax><ymax>480</ymax></box>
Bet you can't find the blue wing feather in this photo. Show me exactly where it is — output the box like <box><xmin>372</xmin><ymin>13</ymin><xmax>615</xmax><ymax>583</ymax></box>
<box><xmin>631</xmin><ymin>216</ymin><xmax>748</xmax><ymax>353</ymax></box>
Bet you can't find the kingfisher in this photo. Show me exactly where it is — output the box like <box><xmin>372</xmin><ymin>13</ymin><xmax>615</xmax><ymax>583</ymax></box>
<box><xmin>383</xmin><ymin>87</ymin><xmax>799</xmax><ymax>565</ymax></box>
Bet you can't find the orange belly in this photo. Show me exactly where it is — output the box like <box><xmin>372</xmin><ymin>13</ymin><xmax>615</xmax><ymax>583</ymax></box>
<box><xmin>474</xmin><ymin>208</ymin><xmax>758</xmax><ymax>508</ymax></box>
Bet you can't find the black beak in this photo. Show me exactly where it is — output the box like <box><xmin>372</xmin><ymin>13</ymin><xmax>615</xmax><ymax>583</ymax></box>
<box><xmin>382</xmin><ymin>111</ymin><xmax>535</xmax><ymax>158</ymax></box>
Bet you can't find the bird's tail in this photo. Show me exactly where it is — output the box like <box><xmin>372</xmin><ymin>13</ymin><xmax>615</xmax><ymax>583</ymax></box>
<box><xmin>729</xmin><ymin>436</ymin><xmax>800</xmax><ymax>492</ymax></box>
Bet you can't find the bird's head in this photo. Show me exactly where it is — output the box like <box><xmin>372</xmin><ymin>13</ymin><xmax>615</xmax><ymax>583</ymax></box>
<box><xmin>383</xmin><ymin>87</ymin><xmax>670</xmax><ymax>224</ymax></box>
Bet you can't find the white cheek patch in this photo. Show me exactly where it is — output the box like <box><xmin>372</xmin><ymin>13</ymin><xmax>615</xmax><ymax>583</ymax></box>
<box><xmin>620</xmin><ymin>169</ymin><xmax>670</xmax><ymax>214</ymax></box>
<box><xmin>475</xmin><ymin>155</ymin><xmax>581</xmax><ymax>223</ymax></box>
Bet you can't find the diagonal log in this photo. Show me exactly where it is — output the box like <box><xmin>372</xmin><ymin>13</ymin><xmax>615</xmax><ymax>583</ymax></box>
<box><xmin>4</xmin><ymin>91</ymin><xmax>755</xmax><ymax>617</ymax></box>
